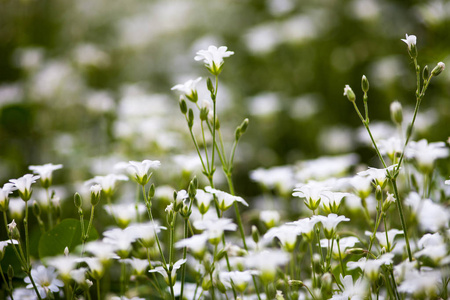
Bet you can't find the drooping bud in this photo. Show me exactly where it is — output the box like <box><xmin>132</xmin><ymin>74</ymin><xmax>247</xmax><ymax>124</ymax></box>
<box><xmin>206</xmin><ymin>77</ymin><xmax>214</xmax><ymax>94</ymax></box>
<box><xmin>390</xmin><ymin>101</ymin><xmax>403</xmax><ymax>125</ymax></box>
<box><xmin>251</xmin><ymin>225</ymin><xmax>260</xmax><ymax>244</ymax></box>
<box><xmin>188</xmin><ymin>109</ymin><xmax>194</xmax><ymax>128</ymax></box>
<box><xmin>361</xmin><ymin>75</ymin><xmax>369</xmax><ymax>93</ymax></box>
<box><xmin>431</xmin><ymin>62</ymin><xmax>445</xmax><ymax>77</ymax></box>
<box><xmin>74</xmin><ymin>192</ymin><xmax>82</xmax><ymax>208</ymax></box>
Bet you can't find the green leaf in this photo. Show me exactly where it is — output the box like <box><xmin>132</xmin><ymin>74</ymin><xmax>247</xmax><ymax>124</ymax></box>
<box><xmin>38</xmin><ymin>218</ymin><xmax>98</xmax><ymax>258</ymax></box>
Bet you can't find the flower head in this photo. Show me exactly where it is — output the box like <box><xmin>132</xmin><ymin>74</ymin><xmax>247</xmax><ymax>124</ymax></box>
<box><xmin>401</xmin><ymin>34</ymin><xmax>417</xmax><ymax>51</ymax></box>
<box><xmin>9</xmin><ymin>174</ymin><xmax>40</xmax><ymax>201</ymax></box>
<box><xmin>29</xmin><ymin>163</ymin><xmax>63</xmax><ymax>188</ymax></box>
<box><xmin>343</xmin><ymin>85</ymin><xmax>355</xmax><ymax>102</ymax></box>
<box><xmin>171</xmin><ymin>77</ymin><xmax>202</xmax><ymax>102</ymax></box>
<box><xmin>315</xmin><ymin>214</ymin><xmax>350</xmax><ymax>239</ymax></box>
<box><xmin>115</xmin><ymin>160</ymin><xmax>160</xmax><ymax>186</ymax></box>
<box><xmin>85</xmin><ymin>174</ymin><xmax>128</xmax><ymax>197</ymax></box>
<box><xmin>194</xmin><ymin>46</ymin><xmax>234</xmax><ymax>75</ymax></box>
<box><xmin>0</xmin><ymin>183</ymin><xmax>16</xmax><ymax>211</ymax></box>
<box><xmin>149</xmin><ymin>258</ymin><xmax>186</xmax><ymax>286</ymax></box>
<box><xmin>205</xmin><ymin>186</ymin><xmax>248</xmax><ymax>211</ymax></box>
<box><xmin>24</xmin><ymin>265</ymin><xmax>64</xmax><ymax>298</ymax></box>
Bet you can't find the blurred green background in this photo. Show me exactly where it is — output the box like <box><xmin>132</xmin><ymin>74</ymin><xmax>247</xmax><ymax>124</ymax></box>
<box><xmin>0</xmin><ymin>0</ymin><xmax>449</xmax><ymax>195</ymax></box>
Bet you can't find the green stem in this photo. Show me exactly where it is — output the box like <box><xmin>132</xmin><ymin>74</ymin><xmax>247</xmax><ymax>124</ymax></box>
<box><xmin>391</xmin><ymin>180</ymin><xmax>412</xmax><ymax>260</ymax></box>
<box><xmin>0</xmin><ymin>265</ymin><xmax>11</xmax><ymax>297</ymax></box>
<box><xmin>24</xmin><ymin>201</ymin><xmax>30</xmax><ymax>267</ymax></box>
<box><xmin>211</xmin><ymin>75</ymin><xmax>219</xmax><ymax>176</ymax></box>
<box><xmin>85</xmin><ymin>206</ymin><xmax>95</xmax><ymax>241</ymax></box>
<box><xmin>96</xmin><ymin>279</ymin><xmax>101</xmax><ymax>300</ymax></box>
<box><xmin>26</xmin><ymin>270</ymin><xmax>44</xmax><ymax>300</ymax></box>
<box><xmin>309</xmin><ymin>242</ymin><xmax>317</xmax><ymax>288</ymax></box>
<box><xmin>337</xmin><ymin>239</ymin><xmax>346</xmax><ymax>276</ymax></box>
<box><xmin>200</xmin><ymin>120</ymin><xmax>211</xmax><ymax>173</ymax></box>
<box><xmin>180</xmin><ymin>219</ymin><xmax>188</xmax><ymax>300</ymax></box>
<box><xmin>46</xmin><ymin>187</ymin><xmax>53</xmax><ymax>230</ymax></box>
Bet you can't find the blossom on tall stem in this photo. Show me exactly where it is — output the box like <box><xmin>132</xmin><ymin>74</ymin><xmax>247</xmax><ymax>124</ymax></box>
<box><xmin>29</xmin><ymin>163</ymin><xmax>63</xmax><ymax>188</ymax></box>
<box><xmin>24</xmin><ymin>265</ymin><xmax>64</xmax><ymax>298</ymax></box>
<box><xmin>171</xmin><ymin>77</ymin><xmax>202</xmax><ymax>103</ymax></box>
<box><xmin>85</xmin><ymin>174</ymin><xmax>128</xmax><ymax>197</ymax></box>
<box><xmin>0</xmin><ymin>183</ymin><xmax>16</xmax><ymax>211</ymax></box>
<box><xmin>115</xmin><ymin>160</ymin><xmax>160</xmax><ymax>186</ymax></box>
<box><xmin>194</xmin><ymin>45</ymin><xmax>234</xmax><ymax>75</ymax></box>
<box><xmin>10</xmin><ymin>174</ymin><xmax>41</xmax><ymax>201</ymax></box>
<box><xmin>205</xmin><ymin>186</ymin><xmax>248</xmax><ymax>211</ymax></box>
<box><xmin>148</xmin><ymin>258</ymin><xmax>186</xmax><ymax>286</ymax></box>
<box><xmin>315</xmin><ymin>213</ymin><xmax>350</xmax><ymax>239</ymax></box>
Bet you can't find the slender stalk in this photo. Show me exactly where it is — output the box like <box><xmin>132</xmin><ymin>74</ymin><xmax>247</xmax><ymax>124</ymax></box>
<box><xmin>96</xmin><ymin>279</ymin><xmax>101</xmax><ymax>300</ymax></box>
<box><xmin>45</xmin><ymin>187</ymin><xmax>53</xmax><ymax>229</ymax></box>
<box><xmin>391</xmin><ymin>180</ymin><xmax>412</xmax><ymax>260</ymax></box>
<box><xmin>336</xmin><ymin>239</ymin><xmax>346</xmax><ymax>276</ymax></box>
<box><xmin>309</xmin><ymin>242</ymin><xmax>317</xmax><ymax>288</ymax></box>
<box><xmin>26</xmin><ymin>270</ymin><xmax>43</xmax><ymax>300</ymax></box>
<box><xmin>180</xmin><ymin>219</ymin><xmax>189</xmax><ymax>300</ymax></box>
<box><xmin>0</xmin><ymin>265</ymin><xmax>11</xmax><ymax>298</ymax></box>
<box><xmin>211</xmin><ymin>75</ymin><xmax>219</xmax><ymax>175</ymax></box>
<box><xmin>200</xmin><ymin>121</ymin><xmax>211</xmax><ymax>172</ymax></box>
<box><xmin>24</xmin><ymin>201</ymin><xmax>30</xmax><ymax>267</ymax></box>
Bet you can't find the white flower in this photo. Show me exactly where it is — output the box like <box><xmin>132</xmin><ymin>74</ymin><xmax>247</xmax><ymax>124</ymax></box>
<box><xmin>320</xmin><ymin>191</ymin><xmax>350</xmax><ymax>214</ymax></box>
<box><xmin>315</xmin><ymin>213</ymin><xmax>350</xmax><ymax>239</ymax></box>
<box><xmin>69</xmin><ymin>268</ymin><xmax>88</xmax><ymax>285</ymax></box>
<box><xmin>0</xmin><ymin>183</ymin><xmax>16</xmax><ymax>210</ymax></box>
<box><xmin>103</xmin><ymin>228</ymin><xmax>138</xmax><ymax>258</ymax></box>
<box><xmin>219</xmin><ymin>270</ymin><xmax>254</xmax><ymax>293</ymax></box>
<box><xmin>79</xmin><ymin>257</ymin><xmax>104</xmax><ymax>280</ymax></box>
<box><xmin>125</xmin><ymin>257</ymin><xmax>149</xmax><ymax>275</ymax></box>
<box><xmin>194</xmin><ymin>45</ymin><xmax>234</xmax><ymax>75</ymax></box>
<box><xmin>171</xmin><ymin>77</ymin><xmax>202</xmax><ymax>102</ymax></box>
<box><xmin>357</xmin><ymin>164</ymin><xmax>397</xmax><ymax>187</ymax></box>
<box><xmin>259</xmin><ymin>210</ymin><xmax>280</xmax><ymax>228</ymax></box>
<box><xmin>195</xmin><ymin>189</ymin><xmax>213</xmax><ymax>214</ymax></box>
<box><xmin>401</xmin><ymin>34</ymin><xmax>417</xmax><ymax>50</ymax></box>
<box><xmin>397</xmin><ymin>269</ymin><xmax>442</xmax><ymax>298</ymax></box>
<box><xmin>85</xmin><ymin>174</ymin><xmax>128</xmax><ymax>196</ymax></box>
<box><xmin>405</xmin><ymin>139</ymin><xmax>449</xmax><ymax>172</ymax></box>
<box><xmin>174</xmin><ymin>233</ymin><xmax>208</xmax><ymax>259</ymax></box>
<box><xmin>204</xmin><ymin>186</ymin><xmax>248</xmax><ymax>211</ymax></box>
<box><xmin>346</xmin><ymin>253</ymin><xmax>394</xmax><ymax>281</ymax></box>
<box><xmin>378</xmin><ymin>137</ymin><xmax>402</xmax><ymax>159</ymax></box>
<box><xmin>264</xmin><ymin>225</ymin><xmax>301</xmax><ymax>252</ymax></box>
<box><xmin>405</xmin><ymin>192</ymin><xmax>449</xmax><ymax>232</ymax></box>
<box><xmin>84</xmin><ymin>241</ymin><xmax>118</xmax><ymax>263</ymax></box>
<box><xmin>371</xmin><ymin>229</ymin><xmax>403</xmax><ymax>251</ymax></box>
<box><xmin>292</xmin><ymin>183</ymin><xmax>330</xmax><ymax>211</ymax></box>
<box><xmin>46</xmin><ymin>255</ymin><xmax>79</xmax><ymax>280</ymax></box>
<box><xmin>415</xmin><ymin>233</ymin><xmax>448</xmax><ymax>264</ymax></box>
<box><xmin>28</xmin><ymin>163</ymin><xmax>63</xmax><ymax>187</ymax></box>
<box><xmin>330</xmin><ymin>274</ymin><xmax>368</xmax><ymax>299</ymax></box>
<box><xmin>9</xmin><ymin>174</ymin><xmax>40</xmax><ymax>201</ymax></box>
<box><xmin>194</xmin><ymin>218</ymin><xmax>237</xmax><ymax>244</ymax></box>
<box><xmin>24</xmin><ymin>265</ymin><xmax>64</xmax><ymax>298</ymax></box>
<box><xmin>115</xmin><ymin>160</ymin><xmax>161</xmax><ymax>185</ymax></box>
<box><xmin>125</xmin><ymin>222</ymin><xmax>165</xmax><ymax>248</ymax></box>
<box><xmin>246</xmin><ymin>250</ymin><xmax>289</xmax><ymax>284</ymax></box>
<box><xmin>7</xmin><ymin>219</ymin><xmax>17</xmax><ymax>232</ymax></box>
<box><xmin>0</xmin><ymin>239</ymin><xmax>18</xmax><ymax>259</ymax></box>
<box><xmin>349</xmin><ymin>175</ymin><xmax>373</xmax><ymax>199</ymax></box>
<box><xmin>148</xmin><ymin>258</ymin><xmax>186</xmax><ymax>286</ymax></box>
<box><xmin>90</xmin><ymin>184</ymin><xmax>102</xmax><ymax>196</ymax></box>
<box><xmin>104</xmin><ymin>203</ymin><xmax>146</xmax><ymax>228</ymax></box>
<box><xmin>320</xmin><ymin>236</ymin><xmax>359</xmax><ymax>258</ymax></box>
<box><xmin>287</xmin><ymin>217</ymin><xmax>320</xmax><ymax>241</ymax></box>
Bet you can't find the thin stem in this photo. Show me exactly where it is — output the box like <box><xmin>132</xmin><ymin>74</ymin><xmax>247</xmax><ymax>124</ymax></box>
<box><xmin>0</xmin><ymin>265</ymin><xmax>11</xmax><ymax>297</ymax></box>
<box><xmin>337</xmin><ymin>239</ymin><xmax>346</xmax><ymax>276</ymax></box>
<box><xmin>84</xmin><ymin>206</ymin><xmax>95</xmax><ymax>241</ymax></box>
<box><xmin>309</xmin><ymin>242</ymin><xmax>317</xmax><ymax>288</ymax></box>
<box><xmin>211</xmin><ymin>75</ymin><xmax>219</xmax><ymax>176</ymax></box>
<box><xmin>24</xmin><ymin>201</ymin><xmax>30</xmax><ymax>267</ymax></box>
<box><xmin>96</xmin><ymin>279</ymin><xmax>101</xmax><ymax>300</ymax></box>
<box><xmin>391</xmin><ymin>180</ymin><xmax>412</xmax><ymax>261</ymax></box>
<box><xmin>180</xmin><ymin>218</ymin><xmax>189</xmax><ymax>300</ymax></box>
<box><xmin>45</xmin><ymin>187</ymin><xmax>53</xmax><ymax>229</ymax></box>
<box><xmin>200</xmin><ymin>120</ymin><xmax>211</xmax><ymax>173</ymax></box>
<box><xmin>26</xmin><ymin>270</ymin><xmax>43</xmax><ymax>300</ymax></box>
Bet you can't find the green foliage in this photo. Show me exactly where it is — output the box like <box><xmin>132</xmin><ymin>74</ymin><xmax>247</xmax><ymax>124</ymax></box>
<box><xmin>38</xmin><ymin>218</ymin><xmax>98</xmax><ymax>258</ymax></box>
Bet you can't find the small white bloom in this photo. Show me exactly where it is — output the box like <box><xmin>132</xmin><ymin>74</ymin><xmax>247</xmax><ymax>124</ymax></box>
<box><xmin>264</xmin><ymin>225</ymin><xmax>301</xmax><ymax>252</ymax></box>
<box><xmin>103</xmin><ymin>227</ymin><xmax>138</xmax><ymax>258</ymax></box>
<box><xmin>370</xmin><ymin>229</ymin><xmax>403</xmax><ymax>251</ymax></box>
<box><xmin>24</xmin><ymin>266</ymin><xmax>64</xmax><ymax>298</ymax></box>
<box><xmin>219</xmin><ymin>270</ymin><xmax>254</xmax><ymax>293</ymax></box>
<box><xmin>115</xmin><ymin>160</ymin><xmax>161</xmax><ymax>185</ymax></box>
<box><xmin>174</xmin><ymin>233</ymin><xmax>208</xmax><ymax>259</ymax></box>
<box><xmin>343</xmin><ymin>85</ymin><xmax>355</xmax><ymax>102</ymax></box>
<box><xmin>148</xmin><ymin>258</ymin><xmax>186</xmax><ymax>286</ymax></box>
<box><xmin>194</xmin><ymin>45</ymin><xmax>234</xmax><ymax>75</ymax></box>
<box><xmin>7</xmin><ymin>219</ymin><xmax>17</xmax><ymax>232</ymax></box>
<box><xmin>85</xmin><ymin>174</ymin><xmax>128</xmax><ymax>196</ymax></box>
<box><xmin>9</xmin><ymin>174</ymin><xmax>40</xmax><ymax>201</ymax></box>
<box><xmin>246</xmin><ymin>250</ymin><xmax>289</xmax><ymax>284</ymax></box>
<box><xmin>194</xmin><ymin>218</ymin><xmax>237</xmax><ymax>244</ymax></box>
<box><xmin>259</xmin><ymin>210</ymin><xmax>280</xmax><ymax>228</ymax></box>
<box><xmin>0</xmin><ymin>183</ymin><xmax>16</xmax><ymax>208</ymax></box>
<box><xmin>104</xmin><ymin>203</ymin><xmax>146</xmax><ymax>228</ymax></box>
<box><xmin>125</xmin><ymin>222</ymin><xmax>165</xmax><ymax>248</ymax></box>
<box><xmin>171</xmin><ymin>77</ymin><xmax>202</xmax><ymax>101</ymax></box>
<box><xmin>330</xmin><ymin>274</ymin><xmax>368</xmax><ymax>299</ymax></box>
<box><xmin>315</xmin><ymin>213</ymin><xmax>350</xmax><ymax>239</ymax></box>
<box><xmin>204</xmin><ymin>186</ymin><xmax>248</xmax><ymax>211</ymax></box>
<box><xmin>29</xmin><ymin>163</ymin><xmax>63</xmax><ymax>187</ymax></box>
<box><xmin>357</xmin><ymin>164</ymin><xmax>397</xmax><ymax>187</ymax></box>
<box><xmin>195</xmin><ymin>189</ymin><xmax>213</xmax><ymax>214</ymax></box>
<box><xmin>125</xmin><ymin>257</ymin><xmax>149</xmax><ymax>275</ymax></box>
<box><xmin>287</xmin><ymin>217</ymin><xmax>320</xmax><ymax>241</ymax></box>
<box><xmin>47</xmin><ymin>255</ymin><xmax>79</xmax><ymax>280</ymax></box>
<box><xmin>401</xmin><ymin>34</ymin><xmax>417</xmax><ymax>50</ymax></box>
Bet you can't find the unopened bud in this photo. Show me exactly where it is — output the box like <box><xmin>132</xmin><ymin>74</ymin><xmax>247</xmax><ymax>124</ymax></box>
<box><xmin>390</xmin><ymin>101</ymin><xmax>403</xmax><ymax>125</ymax></box>
<box><xmin>74</xmin><ymin>192</ymin><xmax>82</xmax><ymax>208</ymax></box>
<box><xmin>188</xmin><ymin>109</ymin><xmax>194</xmax><ymax>128</ymax></box>
<box><xmin>206</xmin><ymin>78</ymin><xmax>214</xmax><ymax>93</ymax></box>
<box><xmin>251</xmin><ymin>225</ymin><xmax>260</xmax><ymax>244</ymax></box>
<box><xmin>375</xmin><ymin>185</ymin><xmax>383</xmax><ymax>202</ymax></box>
<box><xmin>345</xmin><ymin>248</ymin><xmax>366</xmax><ymax>255</ymax></box>
<box><xmin>422</xmin><ymin>65</ymin><xmax>429</xmax><ymax>80</ymax></box>
<box><xmin>148</xmin><ymin>184</ymin><xmax>155</xmax><ymax>200</ymax></box>
<box><xmin>202</xmin><ymin>277</ymin><xmax>212</xmax><ymax>291</ymax></box>
<box><xmin>90</xmin><ymin>185</ymin><xmax>102</xmax><ymax>206</ymax></box>
<box><xmin>179</xmin><ymin>98</ymin><xmax>187</xmax><ymax>115</ymax></box>
<box><xmin>240</xmin><ymin>118</ymin><xmax>249</xmax><ymax>134</ymax></box>
<box><xmin>200</xmin><ymin>107</ymin><xmax>209</xmax><ymax>121</ymax></box>
<box><xmin>361</xmin><ymin>75</ymin><xmax>369</xmax><ymax>93</ymax></box>
<box><xmin>288</xmin><ymin>280</ymin><xmax>304</xmax><ymax>287</ymax></box>
<box><xmin>32</xmin><ymin>201</ymin><xmax>41</xmax><ymax>217</ymax></box>
<box><xmin>7</xmin><ymin>265</ymin><xmax>14</xmax><ymax>279</ymax></box>
<box><xmin>431</xmin><ymin>62</ymin><xmax>445</xmax><ymax>76</ymax></box>
<box><xmin>343</xmin><ymin>85</ymin><xmax>356</xmax><ymax>102</ymax></box>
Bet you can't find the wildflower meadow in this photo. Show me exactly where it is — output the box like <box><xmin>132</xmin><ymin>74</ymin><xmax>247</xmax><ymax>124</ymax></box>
<box><xmin>0</xmin><ymin>1</ymin><xmax>449</xmax><ymax>300</ymax></box>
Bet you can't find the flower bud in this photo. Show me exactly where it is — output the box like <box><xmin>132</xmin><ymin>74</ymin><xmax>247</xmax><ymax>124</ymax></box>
<box><xmin>90</xmin><ymin>185</ymin><xmax>102</xmax><ymax>206</ymax></box>
<box><xmin>188</xmin><ymin>109</ymin><xmax>194</xmax><ymax>128</ymax></box>
<box><xmin>179</xmin><ymin>98</ymin><xmax>187</xmax><ymax>115</ymax></box>
<box><xmin>251</xmin><ymin>225</ymin><xmax>260</xmax><ymax>244</ymax></box>
<box><xmin>375</xmin><ymin>185</ymin><xmax>383</xmax><ymax>203</ymax></box>
<box><xmin>148</xmin><ymin>184</ymin><xmax>155</xmax><ymax>200</ymax></box>
<box><xmin>7</xmin><ymin>265</ymin><xmax>14</xmax><ymax>279</ymax></box>
<box><xmin>431</xmin><ymin>62</ymin><xmax>445</xmax><ymax>76</ymax></box>
<box><xmin>202</xmin><ymin>277</ymin><xmax>212</xmax><ymax>291</ymax></box>
<box><xmin>200</xmin><ymin>107</ymin><xmax>209</xmax><ymax>121</ymax></box>
<box><xmin>206</xmin><ymin>77</ymin><xmax>214</xmax><ymax>93</ymax></box>
<box><xmin>422</xmin><ymin>65</ymin><xmax>429</xmax><ymax>80</ymax></box>
<box><xmin>361</xmin><ymin>75</ymin><xmax>369</xmax><ymax>93</ymax></box>
<box><xmin>216</xmin><ymin>278</ymin><xmax>227</xmax><ymax>294</ymax></box>
<box><xmin>343</xmin><ymin>85</ymin><xmax>355</xmax><ymax>102</ymax></box>
<box><xmin>32</xmin><ymin>201</ymin><xmax>41</xmax><ymax>217</ymax></box>
<box><xmin>288</xmin><ymin>280</ymin><xmax>304</xmax><ymax>287</ymax></box>
<box><xmin>74</xmin><ymin>192</ymin><xmax>83</xmax><ymax>209</ymax></box>
<box><xmin>390</xmin><ymin>101</ymin><xmax>403</xmax><ymax>125</ymax></box>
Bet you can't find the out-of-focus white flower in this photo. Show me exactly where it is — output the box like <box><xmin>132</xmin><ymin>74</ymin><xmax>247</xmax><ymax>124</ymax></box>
<box><xmin>264</xmin><ymin>225</ymin><xmax>301</xmax><ymax>252</ymax></box>
<box><xmin>219</xmin><ymin>270</ymin><xmax>254</xmax><ymax>293</ymax></box>
<box><xmin>125</xmin><ymin>257</ymin><xmax>149</xmax><ymax>275</ymax></box>
<box><xmin>194</xmin><ymin>218</ymin><xmax>237</xmax><ymax>245</ymax></box>
<box><xmin>415</xmin><ymin>233</ymin><xmax>448</xmax><ymax>264</ymax></box>
<box><xmin>347</xmin><ymin>253</ymin><xmax>394</xmax><ymax>281</ymax></box>
<box><xmin>9</xmin><ymin>198</ymin><xmax>25</xmax><ymax>219</ymax></box>
<box><xmin>73</xmin><ymin>44</ymin><xmax>109</xmax><ymax>68</ymax></box>
<box><xmin>259</xmin><ymin>210</ymin><xmax>280</xmax><ymax>228</ymax></box>
<box><xmin>174</xmin><ymin>233</ymin><xmax>208</xmax><ymax>259</ymax></box>
<box><xmin>357</xmin><ymin>165</ymin><xmax>397</xmax><ymax>187</ymax></box>
<box><xmin>405</xmin><ymin>139</ymin><xmax>449</xmax><ymax>173</ymax></box>
<box><xmin>287</xmin><ymin>217</ymin><xmax>320</xmax><ymax>241</ymax></box>
<box><xmin>250</xmin><ymin>165</ymin><xmax>295</xmax><ymax>196</ymax></box>
<box><xmin>84</xmin><ymin>241</ymin><xmax>118</xmax><ymax>263</ymax></box>
<box><xmin>10</xmin><ymin>174</ymin><xmax>40</xmax><ymax>201</ymax></box>
<box><xmin>85</xmin><ymin>174</ymin><xmax>128</xmax><ymax>197</ymax></box>
<box><xmin>47</xmin><ymin>255</ymin><xmax>79</xmax><ymax>281</ymax></box>
<box><xmin>292</xmin><ymin>183</ymin><xmax>330</xmax><ymax>211</ymax></box>
<box><xmin>125</xmin><ymin>222</ymin><xmax>165</xmax><ymax>248</ymax></box>
<box><xmin>0</xmin><ymin>183</ymin><xmax>16</xmax><ymax>211</ymax></box>
<box><xmin>11</xmin><ymin>287</ymin><xmax>39</xmax><ymax>299</ymax></box>
<box><xmin>247</xmin><ymin>92</ymin><xmax>281</xmax><ymax>117</ymax></box>
<box><xmin>320</xmin><ymin>191</ymin><xmax>350</xmax><ymax>214</ymax></box>
<box><xmin>378</xmin><ymin>137</ymin><xmax>402</xmax><ymax>160</ymax></box>
<box><xmin>194</xmin><ymin>46</ymin><xmax>234</xmax><ymax>75</ymax></box>
<box><xmin>401</xmin><ymin>34</ymin><xmax>417</xmax><ymax>50</ymax></box>
<box><xmin>330</xmin><ymin>274</ymin><xmax>368</xmax><ymax>299</ymax></box>
<box><xmin>320</xmin><ymin>236</ymin><xmax>359</xmax><ymax>258</ymax></box>
<box><xmin>405</xmin><ymin>192</ymin><xmax>449</xmax><ymax>232</ymax></box>
<box><xmin>79</xmin><ymin>257</ymin><xmax>104</xmax><ymax>280</ymax></box>
<box><xmin>397</xmin><ymin>269</ymin><xmax>442</xmax><ymax>298</ymax></box>
<box><xmin>246</xmin><ymin>250</ymin><xmax>289</xmax><ymax>284</ymax></box>
<box><xmin>149</xmin><ymin>258</ymin><xmax>186</xmax><ymax>286</ymax></box>
<box><xmin>104</xmin><ymin>203</ymin><xmax>146</xmax><ymax>228</ymax></box>
<box><xmin>115</xmin><ymin>160</ymin><xmax>161</xmax><ymax>185</ymax></box>
<box><xmin>103</xmin><ymin>228</ymin><xmax>138</xmax><ymax>258</ymax></box>
<box><xmin>0</xmin><ymin>239</ymin><xmax>18</xmax><ymax>260</ymax></box>
<box><xmin>349</xmin><ymin>175</ymin><xmax>373</xmax><ymax>199</ymax></box>
<box><xmin>370</xmin><ymin>229</ymin><xmax>403</xmax><ymax>251</ymax></box>
<box><xmin>295</xmin><ymin>154</ymin><xmax>359</xmax><ymax>181</ymax></box>
<box><xmin>24</xmin><ymin>265</ymin><xmax>64</xmax><ymax>298</ymax></box>
<box><xmin>29</xmin><ymin>164</ymin><xmax>63</xmax><ymax>188</ymax></box>
<box><xmin>204</xmin><ymin>186</ymin><xmax>248</xmax><ymax>211</ymax></box>
<box><xmin>171</xmin><ymin>77</ymin><xmax>202</xmax><ymax>102</ymax></box>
